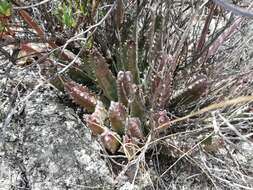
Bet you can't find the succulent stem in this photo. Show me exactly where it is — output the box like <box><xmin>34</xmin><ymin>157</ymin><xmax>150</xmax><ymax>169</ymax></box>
<box><xmin>130</xmin><ymin>84</ymin><xmax>145</xmax><ymax>118</ymax></box>
<box><xmin>101</xmin><ymin>130</ymin><xmax>121</xmax><ymax>154</ymax></box>
<box><xmin>126</xmin><ymin>41</ymin><xmax>140</xmax><ymax>84</ymax></box>
<box><xmin>109</xmin><ymin>101</ymin><xmax>127</xmax><ymax>135</ymax></box>
<box><xmin>91</xmin><ymin>49</ymin><xmax>118</xmax><ymax>101</ymax></box>
<box><xmin>64</xmin><ymin>80</ymin><xmax>97</xmax><ymax>112</ymax></box>
<box><xmin>84</xmin><ymin>101</ymin><xmax>108</xmax><ymax>136</ymax></box>
<box><xmin>116</xmin><ymin>71</ymin><xmax>134</xmax><ymax>107</ymax></box>
<box><xmin>126</xmin><ymin>117</ymin><xmax>144</xmax><ymax>139</ymax></box>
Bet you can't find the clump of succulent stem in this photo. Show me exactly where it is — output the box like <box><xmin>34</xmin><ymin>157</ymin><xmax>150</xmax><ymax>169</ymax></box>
<box><xmin>1</xmin><ymin>0</ymin><xmax>246</xmax><ymax>168</ymax></box>
<box><xmin>63</xmin><ymin>51</ymin><xmax>209</xmax><ymax>154</ymax></box>
<box><xmin>57</xmin><ymin>0</ymin><xmax>238</xmax><ymax>156</ymax></box>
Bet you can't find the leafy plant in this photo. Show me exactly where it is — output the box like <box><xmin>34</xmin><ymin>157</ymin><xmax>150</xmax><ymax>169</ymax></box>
<box><xmin>0</xmin><ymin>0</ymin><xmax>11</xmax><ymax>33</ymax></box>
<box><xmin>56</xmin><ymin>3</ymin><xmax>77</xmax><ymax>28</ymax></box>
<box><xmin>54</xmin><ymin>0</ymin><xmax>92</xmax><ymax>29</ymax></box>
<box><xmin>0</xmin><ymin>0</ymin><xmax>11</xmax><ymax>17</ymax></box>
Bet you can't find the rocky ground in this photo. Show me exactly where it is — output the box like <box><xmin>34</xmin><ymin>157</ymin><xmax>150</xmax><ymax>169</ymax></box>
<box><xmin>0</xmin><ymin>64</ymin><xmax>115</xmax><ymax>189</ymax></box>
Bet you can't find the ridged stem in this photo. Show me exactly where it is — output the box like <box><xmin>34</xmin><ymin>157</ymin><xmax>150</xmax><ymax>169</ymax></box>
<box><xmin>116</xmin><ymin>71</ymin><xmax>134</xmax><ymax>107</ymax></box>
<box><xmin>91</xmin><ymin>49</ymin><xmax>118</xmax><ymax>101</ymax></box>
<box><xmin>64</xmin><ymin>80</ymin><xmax>97</xmax><ymax>112</ymax></box>
<box><xmin>83</xmin><ymin>101</ymin><xmax>107</xmax><ymax>136</ymax></box>
<box><xmin>126</xmin><ymin>117</ymin><xmax>143</xmax><ymax>139</ymax></box>
<box><xmin>109</xmin><ymin>101</ymin><xmax>127</xmax><ymax>135</ymax></box>
<box><xmin>100</xmin><ymin>130</ymin><xmax>121</xmax><ymax>154</ymax></box>
<box><xmin>126</xmin><ymin>41</ymin><xmax>140</xmax><ymax>84</ymax></box>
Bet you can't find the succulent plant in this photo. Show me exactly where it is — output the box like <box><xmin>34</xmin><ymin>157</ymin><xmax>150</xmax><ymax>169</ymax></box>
<box><xmin>59</xmin><ymin>42</ymin><xmax>210</xmax><ymax>154</ymax></box>
<box><xmin>4</xmin><ymin>0</ymin><xmax>242</xmax><ymax>160</ymax></box>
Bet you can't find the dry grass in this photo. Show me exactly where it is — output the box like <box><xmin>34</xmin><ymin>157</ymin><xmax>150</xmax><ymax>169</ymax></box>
<box><xmin>119</xmin><ymin>18</ymin><xmax>253</xmax><ymax>189</ymax></box>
